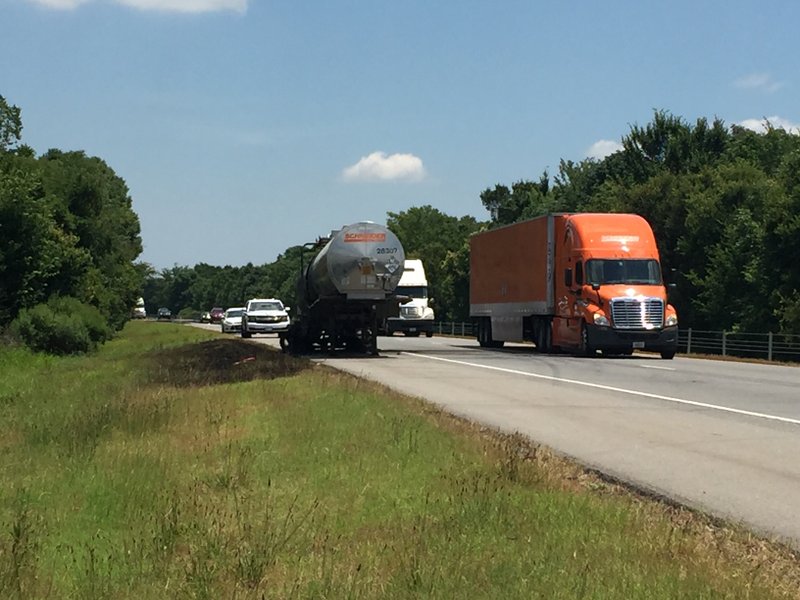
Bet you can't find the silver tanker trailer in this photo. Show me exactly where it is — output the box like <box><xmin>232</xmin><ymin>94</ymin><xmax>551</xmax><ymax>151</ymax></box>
<box><xmin>280</xmin><ymin>221</ymin><xmax>406</xmax><ymax>355</ymax></box>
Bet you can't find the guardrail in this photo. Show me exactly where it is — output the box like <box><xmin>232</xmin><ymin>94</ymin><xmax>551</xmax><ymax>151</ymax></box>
<box><xmin>433</xmin><ymin>322</ymin><xmax>800</xmax><ymax>363</ymax></box>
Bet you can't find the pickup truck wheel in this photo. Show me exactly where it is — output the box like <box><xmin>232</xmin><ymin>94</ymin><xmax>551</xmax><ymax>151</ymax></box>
<box><xmin>660</xmin><ymin>349</ymin><xmax>676</xmax><ymax>360</ymax></box>
<box><xmin>241</xmin><ymin>328</ymin><xmax>251</xmax><ymax>339</ymax></box>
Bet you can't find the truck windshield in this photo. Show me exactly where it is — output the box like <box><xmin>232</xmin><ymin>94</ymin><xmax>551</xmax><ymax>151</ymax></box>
<box><xmin>585</xmin><ymin>259</ymin><xmax>662</xmax><ymax>285</ymax></box>
<box><xmin>397</xmin><ymin>285</ymin><xmax>428</xmax><ymax>299</ymax></box>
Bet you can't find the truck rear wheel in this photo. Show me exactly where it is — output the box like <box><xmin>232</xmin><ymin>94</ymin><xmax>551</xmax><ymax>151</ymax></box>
<box><xmin>660</xmin><ymin>348</ymin><xmax>676</xmax><ymax>360</ymax></box>
<box><xmin>478</xmin><ymin>318</ymin><xmax>504</xmax><ymax>349</ymax></box>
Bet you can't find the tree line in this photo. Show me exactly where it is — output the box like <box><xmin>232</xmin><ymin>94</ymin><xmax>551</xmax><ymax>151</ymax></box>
<box><xmin>3</xmin><ymin>93</ymin><xmax>799</xmax><ymax>356</ymax></box>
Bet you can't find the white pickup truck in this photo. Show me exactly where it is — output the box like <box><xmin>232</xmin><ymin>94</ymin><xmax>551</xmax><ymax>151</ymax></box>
<box><xmin>240</xmin><ymin>298</ymin><xmax>291</xmax><ymax>338</ymax></box>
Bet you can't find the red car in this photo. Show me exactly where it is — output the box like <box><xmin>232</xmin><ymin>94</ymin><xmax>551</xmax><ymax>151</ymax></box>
<box><xmin>209</xmin><ymin>307</ymin><xmax>225</xmax><ymax>323</ymax></box>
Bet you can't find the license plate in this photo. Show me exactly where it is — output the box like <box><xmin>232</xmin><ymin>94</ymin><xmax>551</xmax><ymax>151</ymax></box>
<box><xmin>633</xmin><ymin>342</ymin><xmax>645</xmax><ymax>349</ymax></box>
<box><xmin>409</xmin><ymin>328</ymin><xmax>417</xmax><ymax>332</ymax></box>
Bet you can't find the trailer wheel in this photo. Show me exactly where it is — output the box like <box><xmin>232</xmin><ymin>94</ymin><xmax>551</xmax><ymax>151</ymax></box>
<box><xmin>535</xmin><ymin>320</ymin><xmax>551</xmax><ymax>353</ymax></box>
<box><xmin>477</xmin><ymin>318</ymin><xmax>489</xmax><ymax>347</ymax></box>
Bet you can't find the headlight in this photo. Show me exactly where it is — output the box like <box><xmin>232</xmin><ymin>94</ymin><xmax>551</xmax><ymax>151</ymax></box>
<box><xmin>593</xmin><ymin>313</ymin><xmax>609</xmax><ymax>326</ymax></box>
<box><xmin>666</xmin><ymin>314</ymin><xmax>678</xmax><ymax>327</ymax></box>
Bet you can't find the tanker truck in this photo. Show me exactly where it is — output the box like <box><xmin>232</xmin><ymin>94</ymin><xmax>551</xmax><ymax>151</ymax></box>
<box><xmin>280</xmin><ymin>221</ymin><xmax>406</xmax><ymax>355</ymax></box>
<box><xmin>470</xmin><ymin>213</ymin><xmax>679</xmax><ymax>359</ymax></box>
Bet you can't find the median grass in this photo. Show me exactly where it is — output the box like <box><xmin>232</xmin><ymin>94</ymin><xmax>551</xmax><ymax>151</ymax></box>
<box><xmin>1</xmin><ymin>321</ymin><xmax>798</xmax><ymax>598</ymax></box>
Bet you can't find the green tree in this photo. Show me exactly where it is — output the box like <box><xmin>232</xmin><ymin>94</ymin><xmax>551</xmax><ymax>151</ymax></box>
<box><xmin>0</xmin><ymin>163</ymin><xmax>90</xmax><ymax>324</ymax></box>
<box><xmin>480</xmin><ymin>172</ymin><xmax>552</xmax><ymax>226</ymax></box>
<box><xmin>0</xmin><ymin>95</ymin><xmax>22</xmax><ymax>152</ymax></box>
<box><xmin>39</xmin><ymin>150</ymin><xmax>143</xmax><ymax>329</ymax></box>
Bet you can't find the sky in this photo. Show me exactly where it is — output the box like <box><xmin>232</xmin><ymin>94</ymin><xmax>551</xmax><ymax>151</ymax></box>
<box><xmin>2</xmin><ymin>0</ymin><xmax>798</xmax><ymax>270</ymax></box>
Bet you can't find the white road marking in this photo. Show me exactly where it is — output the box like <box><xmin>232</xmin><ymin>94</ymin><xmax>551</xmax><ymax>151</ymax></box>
<box><xmin>639</xmin><ymin>364</ymin><xmax>676</xmax><ymax>371</ymax></box>
<box><xmin>404</xmin><ymin>352</ymin><xmax>800</xmax><ymax>427</ymax></box>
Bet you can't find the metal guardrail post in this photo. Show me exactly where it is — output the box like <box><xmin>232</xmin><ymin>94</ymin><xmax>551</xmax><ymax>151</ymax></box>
<box><xmin>722</xmin><ymin>331</ymin><xmax>727</xmax><ymax>356</ymax></box>
<box><xmin>686</xmin><ymin>328</ymin><xmax>692</xmax><ymax>354</ymax></box>
<box><xmin>768</xmin><ymin>332</ymin><xmax>773</xmax><ymax>362</ymax></box>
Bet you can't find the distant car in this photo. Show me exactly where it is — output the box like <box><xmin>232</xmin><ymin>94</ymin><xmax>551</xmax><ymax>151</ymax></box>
<box><xmin>241</xmin><ymin>298</ymin><xmax>290</xmax><ymax>338</ymax></box>
<box><xmin>209</xmin><ymin>307</ymin><xmax>225</xmax><ymax>323</ymax></box>
<box><xmin>157</xmin><ymin>307</ymin><xmax>172</xmax><ymax>320</ymax></box>
<box><xmin>221</xmin><ymin>307</ymin><xmax>245</xmax><ymax>333</ymax></box>
<box><xmin>200</xmin><ymin>311</ymin><xmax>212</xmax><ymax>323</ymax></box>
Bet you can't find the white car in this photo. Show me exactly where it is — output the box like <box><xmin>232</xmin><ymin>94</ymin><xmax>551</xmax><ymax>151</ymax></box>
<box><xmin>241</xmin><ymin>298</ymin><xmax>291</xmax><ymax>338</ymax></box>
<box><xmin>220</xmin><ymin>307</ymin><xmax>244</xmax><ymax>333</ymax></box>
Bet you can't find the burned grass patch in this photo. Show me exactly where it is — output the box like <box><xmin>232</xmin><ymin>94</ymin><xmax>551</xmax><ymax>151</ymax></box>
<box><xmin>146</xmin><ymin>339</ymin><xmax>310</xmax><ymax>387</ymax></box>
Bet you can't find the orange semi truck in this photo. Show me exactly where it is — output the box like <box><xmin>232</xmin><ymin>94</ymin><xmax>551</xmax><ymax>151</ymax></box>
<box><xmin>469</xmin><ymin>213</ymin><xmax>679</xmax><ymax>359</ymax></box>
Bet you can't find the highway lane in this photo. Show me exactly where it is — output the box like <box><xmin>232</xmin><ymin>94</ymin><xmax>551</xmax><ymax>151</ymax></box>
<box><xmin>193</xmin><ymin>324</ymin><xmax>800</xmax><ymax>548</ymax></box>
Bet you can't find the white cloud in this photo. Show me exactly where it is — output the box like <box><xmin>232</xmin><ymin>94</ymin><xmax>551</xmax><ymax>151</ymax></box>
<box><xmin>586</xmin><ymin>139</ymin><xmax>623</xmax><ymax>160</ymax></box>
<box><xmin>342</xmin><ymin>151</ymin><xmax>426</xmax><ymax>182</ymax></box>
<box><xmin>737</xmin><ymin>116</ymin><xmax>800</xmax><ymax>134</ymax></box>
<box><xmin>734</xmin><ymin>73</ymin><xmax>784</xmax><ymax>93</ymax></box>
<box><xmin>28</xmin><ymin>0</ymin><xmax>246</xmax><ymax>12</ymax></box>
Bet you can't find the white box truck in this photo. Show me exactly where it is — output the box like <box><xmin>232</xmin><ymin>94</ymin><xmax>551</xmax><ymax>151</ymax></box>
<box><xmin>386</xmin><ymin>259</ymin><xmax>435</xmax><ymax>337</ymax></box>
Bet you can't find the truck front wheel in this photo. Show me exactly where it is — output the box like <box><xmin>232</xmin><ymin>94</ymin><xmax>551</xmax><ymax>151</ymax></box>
<box><xmin>579</xmin><ymin>323</ymin><xmax>596</xmax><ymax>357</ymax></box>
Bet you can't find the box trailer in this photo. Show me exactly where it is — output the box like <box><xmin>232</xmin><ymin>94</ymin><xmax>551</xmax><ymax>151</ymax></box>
<box><xmin>469</xmin><ymin>213</ymin><xmax>678</xmax><ymax>359</ymax></box>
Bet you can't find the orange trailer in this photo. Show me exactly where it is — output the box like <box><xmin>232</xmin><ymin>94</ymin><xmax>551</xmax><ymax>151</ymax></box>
<box><xmin>469</xmin><ymin>213</ymin><xmax>678</xmax><ymax>359</ymax></box>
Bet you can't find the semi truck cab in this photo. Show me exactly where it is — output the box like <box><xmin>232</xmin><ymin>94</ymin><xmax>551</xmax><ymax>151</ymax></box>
<box><xmin>386</xmin><ymin>259</ymin><xmax>435</xmax><ymax>337</ymax></box>
<box><xmin>470</xmin><ymin>213</ymin><xmax>678</xmax><ymax>359</ymax></box>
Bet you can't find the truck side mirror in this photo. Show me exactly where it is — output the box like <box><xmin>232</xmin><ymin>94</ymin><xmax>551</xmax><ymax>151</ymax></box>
<box><xmin>564</xmin><ymin>268</ymin><xmax>573</xmax><ymax>288</ymax></box>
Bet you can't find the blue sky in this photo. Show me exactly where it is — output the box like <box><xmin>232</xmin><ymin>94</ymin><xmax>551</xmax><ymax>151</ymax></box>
<box><xmin>2</xmin><ymin>0</ymin><xmax>798</xmax><ymax>269</ymax></box>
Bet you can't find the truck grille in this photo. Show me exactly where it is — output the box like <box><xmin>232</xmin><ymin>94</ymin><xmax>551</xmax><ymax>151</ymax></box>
<box><xmin>401</xmin><ymin>306</ymin><xmax>422</xmax><ymax>318</ymax></box>
<box><xmin>610</xmin><ymin>297</ymin><xmax>664</xmax><ymax>329</ymax></box>
<box><xmin>251</xmin><ymin>315</ymin><xmax>286</xmax><ymax>323</ymax></box>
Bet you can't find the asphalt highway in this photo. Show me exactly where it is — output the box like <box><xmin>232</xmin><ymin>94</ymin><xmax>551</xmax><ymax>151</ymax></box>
<box><xmin>193</xmin><ymin>324</ymin><xmax>800</xmax><ymax>549</ymax></box>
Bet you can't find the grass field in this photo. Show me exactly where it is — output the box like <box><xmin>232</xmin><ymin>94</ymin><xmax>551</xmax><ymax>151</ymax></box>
<box><xmin>1</xmin><ymin>321</ymin><xmax>798</xmax><ymax>598</ymax></box>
